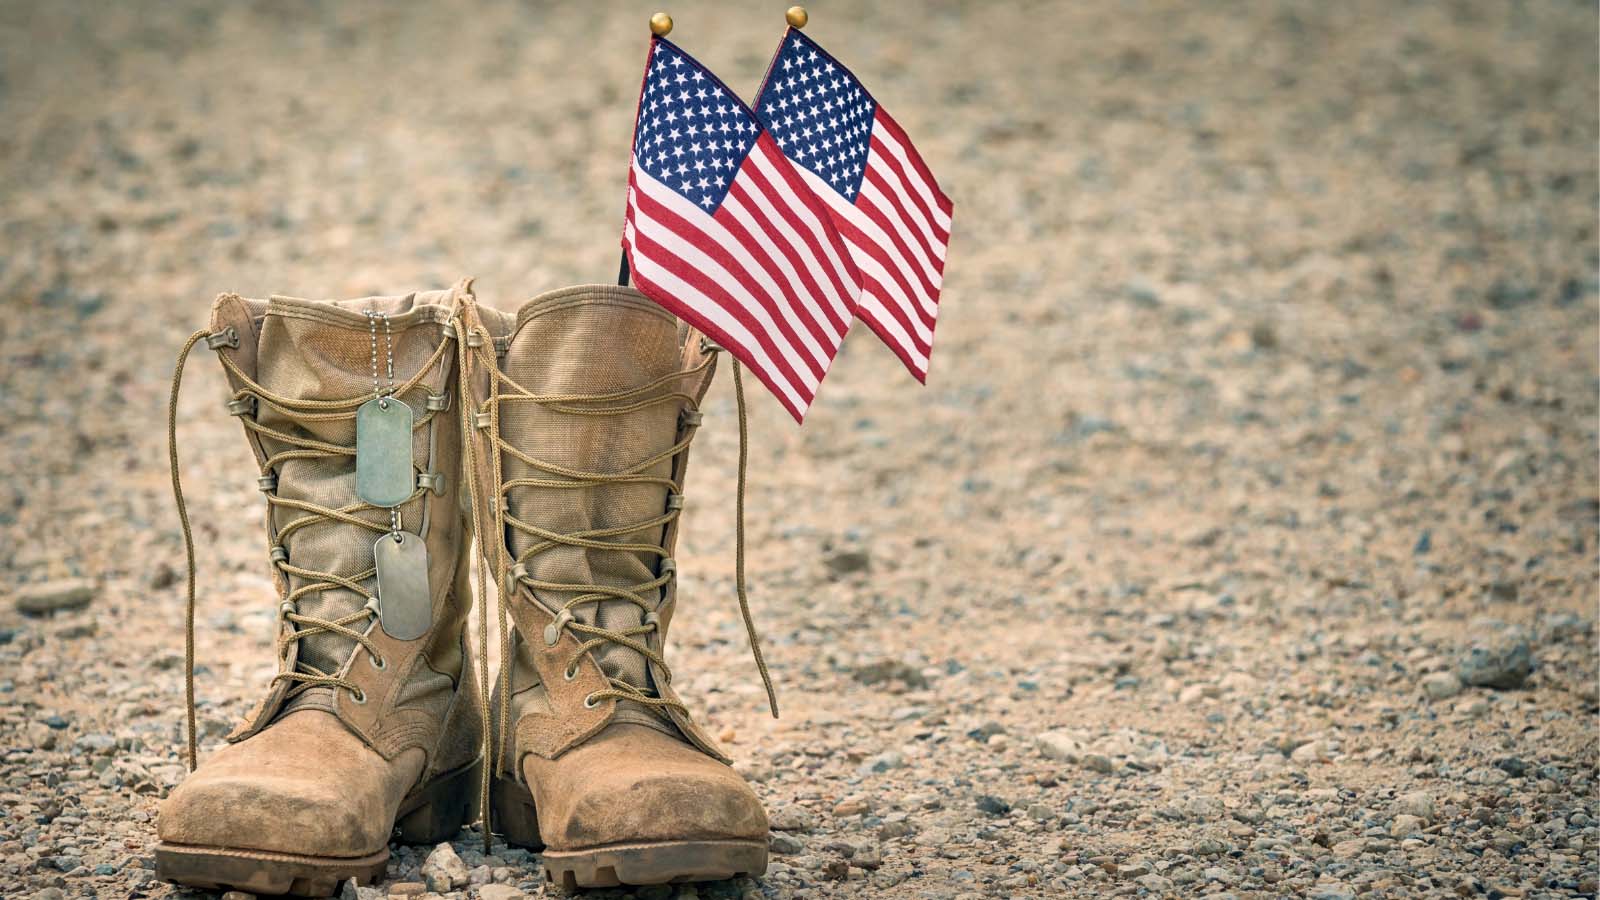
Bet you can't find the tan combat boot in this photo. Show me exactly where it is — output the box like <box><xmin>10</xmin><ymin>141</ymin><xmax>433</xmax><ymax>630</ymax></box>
<box><xmin>157</xmin><ymin>283</ymin><xmax>485</xmax><ymax>896</ymax></box>
<box><xmin>455</xmin><ymin>286</ymin><xmax>771</xmax><ymax>890</ymax></box>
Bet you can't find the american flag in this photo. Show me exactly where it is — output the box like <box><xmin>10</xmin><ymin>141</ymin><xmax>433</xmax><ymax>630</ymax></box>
<box><xmin>622</xmin><ymin>37</ymin><xmax>862</xmax><ymax>423</ymax></box>
<box><xmin>754</xmin><ymin>28</ymin><xmax>953</xmax><ymax>383</ymax></box>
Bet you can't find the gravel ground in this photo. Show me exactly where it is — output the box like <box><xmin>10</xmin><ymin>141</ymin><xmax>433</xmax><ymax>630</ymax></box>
<box><xmin>2</xmin><ymin>2</ymin><xmax>1597</xmax><ymax>899</ymax></box>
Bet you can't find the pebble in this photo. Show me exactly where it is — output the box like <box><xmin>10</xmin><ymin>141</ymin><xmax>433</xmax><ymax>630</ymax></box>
<box><xmin>1035</xmin><ymin>728</ymin><xmax>1082</xmax><ymax>762</ymax></box>
<box><xmin>420</xmin><ymin>844</ymin><xmax>468</xmax><ymax>891</ymax></box>
<box><xmin>1458</xmin><ymin>628</ymin><xmax>1534</xmax><ymax>689</ymax></box>
<box><xmin>1419</xmin><ymin>671</ymin><xmax>1463</xmax><ymax>700</ymax></box>
<box><xmin>832</xmin><ymin>798</ymin><xmax>870</xmax><ymax>817</ymax></box>
<box><xmin>474</xmin><ymin>887</ymin><xmax>526</xmax><ymax>900</ymax></box>
<box><xmin>769</xmin><ymin>804</ymin><xmax>818</xmax><ymax>833</ymax></box>
<box><xmin>769</xmin><ymin>833</ymin><xmax>805</xmax><ymax>854</ymax></box>
<box><xmin>13</xmin><ymin>579</ymin><xmax>94</xmax><ymax>614</ymax></box>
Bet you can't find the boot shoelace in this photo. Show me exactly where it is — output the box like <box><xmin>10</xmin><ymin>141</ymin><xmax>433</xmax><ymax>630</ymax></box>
<box><xmin>168</xmin><ymin>326</ymin><xmax>451</xmax><ymax>771</ymax></box>
<box><xmin>453</xmin><ymin>315</ymin><xmax>778</xmax><ymax>803</ymax></box>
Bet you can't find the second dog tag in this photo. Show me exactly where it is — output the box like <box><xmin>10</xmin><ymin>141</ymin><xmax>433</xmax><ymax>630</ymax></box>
<box><xmin>374</xmin><ymin>531</ymin><xmax>430</xmax><ymax>641</ymax></box>
<box><xmin>356</xmin><ymin>396</ymin><xmax>413</xmax><ymax>508</ymax></box>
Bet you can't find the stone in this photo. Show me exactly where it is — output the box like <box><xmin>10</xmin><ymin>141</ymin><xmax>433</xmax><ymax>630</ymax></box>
<box><xmin>770</xmin><ymin>803</ymin><xmax>819</xmax><ymax>832</ymax></box>
<box><xmin>1393</xmin><ymin>791</ymin><xmax>1436</xmax><ymax>823</ymax></box>
<box><xmin>824</xmin><ymin>549</ymin><xmax>871</xmax><ymax>577</ymax></box>
<box><xmin>220</xmin><ymin>893</ymin><xmax>256</xmax><ymax>900</ymax></box>
<box><xmin>1390</xmin><ymin>814</ymin><xmax>1426</xmax><ymax>837</ymax></box>
<box><xmin>475</xmin><ymin>887</ymin><xmax>526</xmax><ymax>900</ymax></box>
<box><xmin>420</xmin><ymin>843</ymin><xmax>468</xmax><ymax>891</ymax></box>
<box><xmin>851</xmin><ymin>845</ymin><xmax>883</xmax><ymax>870</ymax></box>
<box><xmin>1136</xmin><ymin>873</ymin><xmax>1174</xmax><ymax>892</ymax></box>
<box><xmin>1290</xmin><ymin>740</ymin><xmax>1329</xmax><ymax>764</ymax></box>
<box><xmin>14</xmin><ymin>579</ymin><xmax>94</xmax><ymax>615</ymax></box>
<box><xmin>1420</xmin><ymin>671</ymin><xmax>1463</xmax><ymax>701</ymax></box>
<box><xmin>975</xmin><ymin>795</ymin><xmax>1011</xmax><ymax>816</ymax></box>
<box><xmin>833</xmin><ymin>798</ymin><xmax>870</xmax><ymax>817</ymax></box>
<box><xmin>1330</xmin><ymin>838</ymin><xmax>1367</xmax><ymax>859</ymax></box>
<box><xmin>1081</xmin><ymin>753</ymin><xmax>1115</xmax><ymax>774</ymax></box>
<box><xmin>1035</xmin><ymin>729</ymin><xmax>1082</xmax><ymax>762</ymax></box>
<box><xmin>387</xmin><ymin>883</ymin><xmax>427</xmax><ymax>897</ymax></box>
<box><xmin>769</xmin><ymin>832</ymin><xmax>805</xmax><ymax>854</ymax></box>
<box><xmin>1458</xmin><ymin>629</ymin><xmax>1533</xmax><ymax>689</ymax></box>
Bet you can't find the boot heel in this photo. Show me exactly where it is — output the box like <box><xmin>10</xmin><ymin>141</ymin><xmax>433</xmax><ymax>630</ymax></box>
<box><xmin>491</xmin><ymin>776</ymin><xmax>544</xmax><ymax>850</ymax></box>
<box><xmin>395</xmin><ymin>759</ymin><xmax>482</xmax><ymax>845</ymax></box>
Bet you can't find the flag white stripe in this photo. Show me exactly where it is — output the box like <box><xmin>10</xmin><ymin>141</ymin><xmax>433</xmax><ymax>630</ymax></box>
<box><xmin>745</xmin><ymin>147</ymin><xmax>858</xmax><ymax>320</ymax></box>
<box><xmin>624</xmin><ymin>218</ymin><xmax>812</xmax><ymax>414</ymax></box>
<box><xmin>871</xmin><ymin>122</ymin><xmax>953</xmax><ymax>232</ymax></box>
<box><xmin>633</xmin><ymin>167</ymin><xmax>836</xmax><ymax>369</ymax></box>
<box><xmin>843</xmin><ymin>236</ymin><xmax>935</xmax><ymax>345</ymax></box>
<box><xmin>628</xmin><ymin>184</ymin><xmax>821</xmax><ymax>394</ymax></box>
<box><xmin>864</xmin><ymin>143</ymin><xmax>948</xmax><ymax>264</ymax></box>
<box><xmin>856</xmin><ymin>290</ymin><xmax>930</xmax><ymax>373</ymax></box>
<box><xmin>802</xmin><ymin>166</ymin><xmax>939</xmax><ymax>322</ymax></box>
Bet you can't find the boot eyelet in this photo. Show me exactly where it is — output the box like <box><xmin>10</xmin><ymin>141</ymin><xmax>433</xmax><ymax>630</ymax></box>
<box><xmin>582</xmin><ymin>693</ymin><xmax>600</xmax><ymax>709</ymax></box>
<box><xmin>350</xmin><ymin>688</ymin><xmax>367</xmax><ymax>704</ymax></box>
<box><xmin>563</xmin><ymin>664</ymin><xmax>578</xmax><ymax>682</ymax></box>
<box><xmin>370</xmin><ymin>654</ymin><xmax>386</xmax><ymax>671</ymax></box>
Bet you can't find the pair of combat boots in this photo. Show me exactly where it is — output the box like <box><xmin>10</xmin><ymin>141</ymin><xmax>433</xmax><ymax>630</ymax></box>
<box><xmin>157</xmin><ymin>280</ymin><xmax>771</xmax><ymax>895</ymax></box>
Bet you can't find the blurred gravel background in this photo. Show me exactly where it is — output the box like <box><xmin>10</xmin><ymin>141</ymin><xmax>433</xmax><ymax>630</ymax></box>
<box><xmin>1</xmin><ymin>2</ymin><xmax>1596</xmax><ymax>898</ymax></box>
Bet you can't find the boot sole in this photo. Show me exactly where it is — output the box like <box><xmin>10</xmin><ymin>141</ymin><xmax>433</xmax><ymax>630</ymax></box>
<box><xmin>492</xmin><ymin>776</ymin><xmax>767</xmax><ymax>888</ymax></box>
<box><xmin>156</xmin><ymin>757</ymin><xmax>481</xmax><ymax>897</ymax></box>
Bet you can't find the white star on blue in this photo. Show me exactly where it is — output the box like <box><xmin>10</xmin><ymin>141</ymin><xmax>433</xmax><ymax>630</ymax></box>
<box><xmin>634</xmin><ymin>40</ymin><xmax>761</xmax><ymax>211</ymax></box>
<box><xmin>754</xmin><ymin>30</ymin><xmax>875</xmax><ymax>201</ymax></box>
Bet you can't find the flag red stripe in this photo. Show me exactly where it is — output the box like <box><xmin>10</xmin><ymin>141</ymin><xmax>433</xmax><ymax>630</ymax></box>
<box><xmin>829</xmin><ymin>214</ymin><xmax>936</xmax><ymax>339</ymax></box>
<box><xmin>712</xmin><ymin>195</ymin><xmax>843</xmax><ymax>354</ymax></box>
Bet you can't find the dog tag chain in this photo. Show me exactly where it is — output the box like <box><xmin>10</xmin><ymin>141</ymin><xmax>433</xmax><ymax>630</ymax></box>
<box><xmin>358</xmin><ymin>311</ymin><xmax>431</xmax><ymax>641</ymax></box>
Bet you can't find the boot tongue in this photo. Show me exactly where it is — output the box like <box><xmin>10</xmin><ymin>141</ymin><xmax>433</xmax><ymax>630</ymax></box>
<box><xmin>250</xmin><ymin>292</ymin><xmax>452</xmax><ymax>700</ymax></box>
<box><xmin>498</xmin><ymin>288</ymin><xmax>684</xmax><ymax>702</ymax></box>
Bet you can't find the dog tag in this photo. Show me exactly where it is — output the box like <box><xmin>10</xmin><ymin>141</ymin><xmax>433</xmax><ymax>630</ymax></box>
<box><xmin>374</xmin><ymin>531</ymin><xmax>430</xmax><ymax>641</ymax></box>
<box><xmin>356</xmin><ymin>396</ymin><xmax>413</xmax><ymax>507</ymax></box>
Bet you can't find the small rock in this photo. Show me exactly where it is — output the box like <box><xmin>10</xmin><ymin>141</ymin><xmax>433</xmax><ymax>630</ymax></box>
<box><xmin>420</xmin><ymin>843</ymin><xmax>469</xmax><ymax>891</ymax></box>
<box><xmin>769</xmin><ymin>833</ymin><xmax>805</xmax><ymax>854</ymax></box>
<box><xmin>1330</xmin><ymin>838</ymin><xmax>1366</xmax><ymax>859</ymax></box>
<box><xmin>1081</xmin><ymin>753</ymin><xmax>1115</xmax><ymax>774</ymax></box>
<box><xmin>1458</xmin><ymin>629</ymin><xmax>1534</xmax><ymax>689</ymax></box>
<box><xmin>770</xmin><ymin>803</ymin><xmax>818</xmax><ymax>833</ymax></box>
<box><xmin>1026</xmin><ymin>802</ymin><xmax>1053</xmax><ymax>823</ymax></box>
<box><xmin>1392</xmin><ymin>790</ymin><xmax>1435</xmax><ymax>823</ymax></box>
<box><xmin>833</xmin><ymin>799</ymin><xmax>870</xmax><ymax>817</ymax></box>
<box><xmin>824</xmin><ymin>549</ymin><xmax>871</xmax><ymax>577</ymax></box>
<box><xmin>1389</xmin><ymin>814</ymin><xmax>1426</xmax><ymax>838</ymax></box>
<box><xmin>1419</xmin><ymin>671</ymin><xmax>1463</xmax><ymax>701</ymax></box>
<box><xmin>851</xmin><ymin>845</ymin><xmax>883</xmax><ymax>870</ymax></box>
<box><xmin>475</xmin><ymin>886</ymin><xmax>526</xmax><ymax>900</ymax></box>
<box><xmin>1035</xmin><ymin>729</ymin><xmax>1082</xmax><ymax>763</ymax></box>
<box><xmin>387</xmin><ymin>883</ymin><xmax>427</xmax><ymax>897</ymax></box>
<box><xmin>1308</xmin><ymin>885</ymin><xmax>1356</xmax><ymax>900</ymax></box>
<box><xmin>1290</xmin><ymin>740</ymin><xmax>1329</xmax><ymax>764</ymax></box>
<box><xmin>1136</xmin><ymin>873</ymin><xmax>1174</xmax><ymax>892</ymax></box>
<box><xmin>975</xmin><ymin>795</ymin><xmax>1011</xmax><ymax>816</ymax></box>
<box><xmin>220</xmin><ymin>893</ymin><xmax>256</xmax><ymax>900</ymax></box>
<box><xmin>14</xmin><ymin>579</ymin><xmax>94</xmax><ymax>615</ymax></box>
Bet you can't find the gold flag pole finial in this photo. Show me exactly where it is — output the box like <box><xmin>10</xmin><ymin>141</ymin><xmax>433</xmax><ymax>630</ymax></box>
<box><xmin>785</xmin><ymin>6</ymin><xmax>808</xmax><ymax>28</ymax></box>
<box><xmin>650</xmin><ymin>11</ymin><xmax>673</xmax><ymax>36</ymax></box>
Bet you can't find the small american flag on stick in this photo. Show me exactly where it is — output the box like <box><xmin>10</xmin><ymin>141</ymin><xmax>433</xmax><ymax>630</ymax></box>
<box><xmin>754</xmin><ymin>26</ymin><xmax>954</xmax><ymax>383</ymax></box>
<box><xmin>622</xmin><ymin>35</ymin><xmax>862</xmax><ymax>423</ymax></box>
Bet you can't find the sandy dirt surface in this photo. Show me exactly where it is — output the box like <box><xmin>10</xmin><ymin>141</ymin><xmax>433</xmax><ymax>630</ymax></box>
<box><xmin>2</xmin><ymin>2</ymin><xmax>1597</xmax><ymax>898</ymax></box>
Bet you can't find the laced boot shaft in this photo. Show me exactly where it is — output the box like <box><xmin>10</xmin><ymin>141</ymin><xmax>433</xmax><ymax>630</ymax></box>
<box><xmin>456</xmin><ymin>285</ymin><xmax>771</xmax><ymax>889</ymax></box>
<box><xmin>159</xmin><ymin>284</ymin><xmax>484</xmax><ymax>897</ymax></box>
